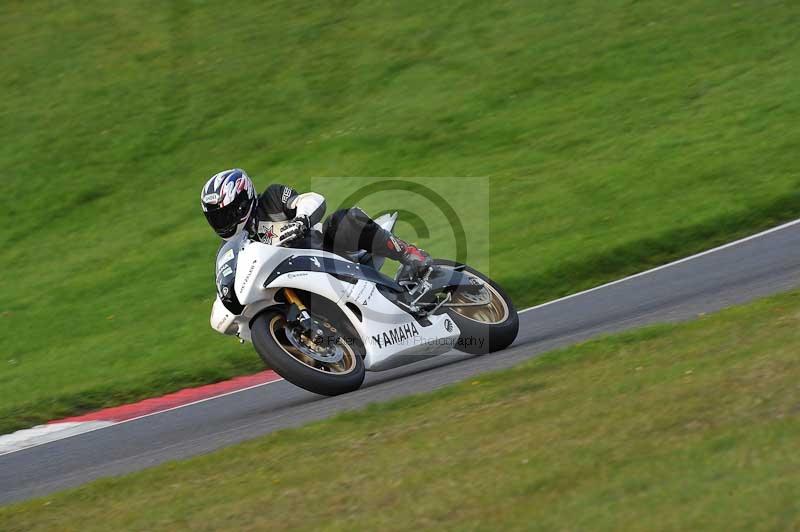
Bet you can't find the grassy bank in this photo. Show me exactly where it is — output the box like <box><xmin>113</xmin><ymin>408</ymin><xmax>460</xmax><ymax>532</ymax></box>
<box><xmin>3</xmin><ymin>290</ymin><xmax>800</xmax><ymax>530</ymax></box>
<box><xmin>2</xmin><ymin>0</ymin><xmax>800</xmax><ymax>432</ymax></box>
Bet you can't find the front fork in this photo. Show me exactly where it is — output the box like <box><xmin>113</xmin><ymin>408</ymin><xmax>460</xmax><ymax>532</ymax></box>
<box><xmin>283</xmin><ymin>288</ymin><xmax>325</xmax><ymax>344</ymax></box>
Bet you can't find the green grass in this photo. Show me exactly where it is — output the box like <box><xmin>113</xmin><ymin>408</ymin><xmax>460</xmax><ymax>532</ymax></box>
<box><xmin>3</xmin><ymin>290</ymin><xmax>800</xmax><ymax>530</ymax></box>
<box><xmin>2</xmin><ymin>0</ymin><xmax>800</xmax><ymax>432</ymax></box>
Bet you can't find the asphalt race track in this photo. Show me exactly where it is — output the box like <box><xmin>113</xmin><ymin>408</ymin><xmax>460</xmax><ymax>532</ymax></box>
<box><xmin>2</xmin><ymin>220</ymin><xmax>800</xmax><ymax>505</ymax></box>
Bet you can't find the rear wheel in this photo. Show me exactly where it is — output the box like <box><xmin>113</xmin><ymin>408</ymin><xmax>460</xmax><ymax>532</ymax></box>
<box><xmin>251</xmin><ymin>309</ymin><xmax>365</xmax><ymax>396</ymax></box>
<box><xmin>435</xmin><ymin>259</ymin><xmax>519</xmax><ymax>354</ymax></box>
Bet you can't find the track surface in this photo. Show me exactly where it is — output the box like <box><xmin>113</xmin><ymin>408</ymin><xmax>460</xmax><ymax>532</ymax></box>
<box><xmin>2</xmin><ymin>221</ymin><xmax>800</xmax><ymax>505</ymax></box>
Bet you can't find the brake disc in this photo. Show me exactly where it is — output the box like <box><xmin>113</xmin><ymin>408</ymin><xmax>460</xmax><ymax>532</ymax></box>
<box><xmin>284</xmin><ymin>326</ymin><xmax>344</xmax><ymax>364</ymax></box>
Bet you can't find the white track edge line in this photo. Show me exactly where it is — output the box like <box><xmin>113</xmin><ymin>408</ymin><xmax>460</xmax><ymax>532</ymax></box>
<box><xmin>518</xmin><ymin>218</ymin><xmax>800</xmax><ymax>314</ymax></box>
<box><xmin>4</xmin><ymin>217</ymin><xmax>799</xmax><ymax>457</ymax></box>
<box><xmin>0</xmin><ymin>377</ymin><xmax>285</xmax><ymax>458</ymax></box>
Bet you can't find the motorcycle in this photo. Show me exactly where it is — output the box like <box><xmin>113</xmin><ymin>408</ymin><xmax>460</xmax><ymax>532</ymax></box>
<box><xmin>210</xmin><ymin>212</ymin><xmax>519</xmax><ymax>395</ymax></box>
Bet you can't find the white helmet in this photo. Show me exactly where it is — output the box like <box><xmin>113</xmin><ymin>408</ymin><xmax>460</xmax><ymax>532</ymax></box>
<box><xmin>201</xmin><ymin>169</ymin><xmax>256</xmax><ymax>240</ymax></box>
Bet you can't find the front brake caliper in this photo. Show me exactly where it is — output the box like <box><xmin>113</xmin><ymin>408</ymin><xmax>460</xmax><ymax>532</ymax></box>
<box><xmin>287</xmin><ymin>304</ymin><xmax>325</xmax><ymax>345</ymax></box>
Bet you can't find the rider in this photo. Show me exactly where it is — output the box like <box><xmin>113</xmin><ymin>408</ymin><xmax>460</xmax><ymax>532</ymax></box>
<box><xmin>200</xmin><ymin>168</ymin><xmax>433</xmax><ymax>278</ymax></box>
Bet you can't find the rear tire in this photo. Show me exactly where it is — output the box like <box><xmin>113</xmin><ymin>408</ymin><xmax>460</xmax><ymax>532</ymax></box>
<box><xmin>251</xmin><ymin>310</ymin><xmax>365</xmax><ymax>396</ymax></box>
<box><xmin>435</xmin><ymin>259</ymin><xmax>519</xmax><ymax>355</ymax></box>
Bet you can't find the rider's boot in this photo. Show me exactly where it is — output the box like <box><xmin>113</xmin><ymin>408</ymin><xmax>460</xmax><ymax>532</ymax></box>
<box><xmin>384</xmin><ymin>234</ymin><xmax>434</xmax><ymax>279</ymax></box>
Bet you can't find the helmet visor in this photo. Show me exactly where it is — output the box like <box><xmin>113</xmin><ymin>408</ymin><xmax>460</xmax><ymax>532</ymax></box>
<box><xmin>204</xmin><ymin>205</ymin><xmax>239</xmax><ymax>238</ymax></box>
<box><xmin>203</xmin><ymin>193</ymin><xmax>252</xmax><ymax>239</ymax></box>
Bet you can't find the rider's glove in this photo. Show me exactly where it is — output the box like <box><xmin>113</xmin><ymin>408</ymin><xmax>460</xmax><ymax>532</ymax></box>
<box><xmin>275</xmin><ymin>215</ymin><xmax>310</xmax><ymax>246</ymax></box>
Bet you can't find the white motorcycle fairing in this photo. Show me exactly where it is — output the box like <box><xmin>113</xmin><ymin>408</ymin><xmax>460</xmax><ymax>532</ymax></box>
<box><xmin>210</xmin><ymin>222</ymin><xmax>461</xmax><ymax>372</ymax></box>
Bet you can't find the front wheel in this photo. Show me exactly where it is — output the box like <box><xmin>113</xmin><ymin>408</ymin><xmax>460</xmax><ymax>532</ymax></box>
<box><xmin>251</xmin><ymin>310</ymin><xmax>365</xmax><ymax>396</ymax></box>
<box><xmin>435</xmin><ymin>259</ymin><xmax>519</xmax><ymax>355</ymax></box>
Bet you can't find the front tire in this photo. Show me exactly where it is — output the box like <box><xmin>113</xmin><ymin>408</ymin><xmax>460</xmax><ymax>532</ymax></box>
<box><xmin>251</xmin><ymin>310</ymin><xmax>365</xmax><ymax>396</ymax></box>
<box><xmin>435</xmin><ymin>259</ymin><xmax>519</xmax><ymax>355</ymax></box>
